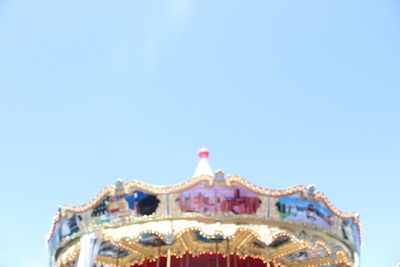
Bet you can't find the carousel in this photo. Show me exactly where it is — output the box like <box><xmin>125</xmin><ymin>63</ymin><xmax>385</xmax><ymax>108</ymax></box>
<box><xmin>46</xmin><ymin>149</ymin><xmax>361</xmax><ymax>267</ymax></box>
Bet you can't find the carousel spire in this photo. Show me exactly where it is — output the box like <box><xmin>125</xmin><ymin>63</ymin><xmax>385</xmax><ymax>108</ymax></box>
<box><xmin>193</xmin><ymin>148</ymin><xmax>214</xmax><ymax>178</ymax></box>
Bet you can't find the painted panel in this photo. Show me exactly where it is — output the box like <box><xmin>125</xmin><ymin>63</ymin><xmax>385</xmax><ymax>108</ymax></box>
<box><xmin>98</xmin><ymin>242</ymin><xmax>129</xmax><ymax>258</ymax></box>
<box><xmin>50</xmin><ymin>214</ymin><xmax>82</xmax><ymax>249</ymax></box>
<box><xmin>91</xmin><ymin>190</ymin><xmax>160</xmax><ymax>224</ymax></box>
<box><xmin>253</xmin><ymin>235</ymin><xmax>291</xmax><ymax>249</ymax></box>
<box><xmin>275</xmin><ymin>195</ymin><xmax>333</xmax><ymax>230</ymax></box>
<box><xmin>194</xmin><ymin>231</ymin><xmax>225</xmax><ymax>243</ymax></box>
<box><xmin>288</xmin><ymin>245</ymin><xmax>328</xmax><ymax>261</ymax></box>
<box><xmin>342</xmin><ymin>219</ymin><xmax>360</xmax><ymax>252</ymax></box>
<box><xmin>139</xmin><ymin>233</ymin><xmax>166</xmax><ymax>246</ymax></box>
<box><xmin>176</xmin><ymin>184</ymin><xmax>261</xmax><ymax>215</ymax></box>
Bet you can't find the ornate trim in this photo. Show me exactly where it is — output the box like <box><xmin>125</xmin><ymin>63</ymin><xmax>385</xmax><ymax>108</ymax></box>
<box><xmin>47</xmin><ymin>175</ymin><xmax>362</xmax><ymax>246</ymax></box>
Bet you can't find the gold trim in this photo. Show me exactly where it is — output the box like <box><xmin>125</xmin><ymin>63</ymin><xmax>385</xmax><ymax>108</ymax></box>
<box><xmin>47</xmin><ymin>175</ymin><xmax>362</xmax><ymax>247</ymax></box>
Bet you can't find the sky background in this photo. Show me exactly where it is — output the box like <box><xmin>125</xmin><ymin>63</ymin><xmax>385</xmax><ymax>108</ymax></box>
<box><xmin>0</xmin><ymin>0</ymin><xmax>399</xmax><ymax>266</ymax></box>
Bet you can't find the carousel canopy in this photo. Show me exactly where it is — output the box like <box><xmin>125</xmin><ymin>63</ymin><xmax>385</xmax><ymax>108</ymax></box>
<box><xmin>47</xmin><ymin>149</ymin><xmax>361</xmax><ymax>267</ymax></box>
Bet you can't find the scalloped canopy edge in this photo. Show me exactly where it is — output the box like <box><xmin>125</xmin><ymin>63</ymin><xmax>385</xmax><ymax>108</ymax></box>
<box><xmin>46</xmin><ymin>174</ymin><xmax>362</xmax><ymax>246</ymax></box>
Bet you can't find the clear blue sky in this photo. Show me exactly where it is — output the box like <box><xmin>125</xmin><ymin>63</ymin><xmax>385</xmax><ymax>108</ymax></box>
<box><xmin>0</xmin><ymin>0</ymin><xmax>399</xmax><ymax>266</ymax></box>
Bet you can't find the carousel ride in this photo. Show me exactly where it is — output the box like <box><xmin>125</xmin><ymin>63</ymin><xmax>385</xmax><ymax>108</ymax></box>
<box><xmin>47</xmin><ymin>149</ymin><xmax>361</xmax><ymax>267</ymax></box>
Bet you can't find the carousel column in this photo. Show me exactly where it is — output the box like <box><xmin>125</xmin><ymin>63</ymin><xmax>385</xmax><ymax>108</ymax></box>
<box><xmin>48</xmin><ymin>246</ymin><xmax>56</xmax><ymax>267</ymax></box>
<box><xmin>185</xmin><ymin>252</ymin><xmax>189</xmax><ymax>267</ymax></box>
<box><xmin>167</xmin><ymin>248</ymin><xmax>171</xmax><ymax>267</ymax></box>
<box><xmin>116</xmin><ymin>247</ymin><xmax>121</xmax><ymax>267</ymax></box>
<box><xmin>264</xmin><ymin>247</ymin><xmax>270</xmax><ymax>267</ymax></box>
<box><xmin>216</xmin><ymin>242</ymin><xmax>220</xmax><ymax>267</ymax></box>
<box><xmin>226</xmin><ymin>240</ymin><xmax>230</xmax><ymax>267</ymax></box>
<box><xmin>76</xmin><ymin>231</ymin><xmax>102</xmax><ymax>267</ymax></box>
<box><xmin>156</xmin><ymin>246</ymin><xmax>161</xmax><ymax>267</ymax></box>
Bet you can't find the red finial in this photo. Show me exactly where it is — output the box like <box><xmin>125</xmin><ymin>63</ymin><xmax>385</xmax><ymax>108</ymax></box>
<box><xmin>198</xmin><ymin>148</ymin><xmax>209</xmax><ymax>158</ymax></box>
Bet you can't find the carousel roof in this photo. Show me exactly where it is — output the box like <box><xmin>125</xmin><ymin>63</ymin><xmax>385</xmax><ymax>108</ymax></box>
<box><xmin>47</xmin><ymin>149</ymin><xmax>362</xmax><ymax>267</ymax></box>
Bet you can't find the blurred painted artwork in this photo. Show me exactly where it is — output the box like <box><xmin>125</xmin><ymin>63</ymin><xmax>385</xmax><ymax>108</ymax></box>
<box><xmin>50</xmin><ymin>214</ymin><xmax>82</xmax><ymax>249</ymax></box>
<box><xmin>139</xmin><ymin>233</ymin><xmax>166</xmax><ymax>246</ymax></box>
<box><xmin>177</xmin><ymin>184</ymin><xmax>261</xmax><ymax>215</ymax></box>
<box><xmin>194</xmin><ymin>230</ymin><xmax>225</xmax><ymax>243</ymax></box>
<box><xmin>60</xmin><ymin>214</ymin><xmax>82</xmax><ymax>238</ymax></box>
<box><xmin>342</xmin><ymin>219</ymin><xmax>360</xmax><ymax>252</ymax></box>
<box><xmin>275</xmin><ymin>195</ymin><xmax>333</xmax><ymax>230</ymax></box>
<box><xmin>253</xmin><ymin>235</ymin><xmax>291</xmax><ymax>249</ymax></box>
<box><xmin>269</xmin><ymin>235</ymin><xmax>291</xmax><ymax>248</ymax></box>
<box><xmin>288</xmin><ymin>245</ymin><xmax>328</xmax><ymax>261</ymax></box>
<box><xmin>98</xmin><ymin>242</ymin><xmax>128</xmax><ymax>258</ymax></box>
<box><xmin>91</xmin><ymin>190</ymin><xmax>159</xmax><ymax>223</ymax></box>
<box><xmin>341</xmin><ymin>219</ymin><xmax>354</xmax><ymax>243</ymax></box>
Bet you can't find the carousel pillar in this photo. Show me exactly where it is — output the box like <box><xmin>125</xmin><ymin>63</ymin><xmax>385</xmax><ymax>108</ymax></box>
<box><xmin>76</xmin><ymin>232</ymin><xmax>102</xmax><ymax>267</ymax></box>
<box><xmin>226</xmin><ymin>240</ymin><xmax>230</xmax><ymax>267</ymax></box>
<box><xmin>167</xmin><ymin>248</ymin><xmax>171</xmax><ymax>267</ymax></box>
<box><xmin>156</xmin><ymin>246</ymin><xmax>161</xmax><ymax>267</ymax></box>
<box><xmin>116</xmin><ymin>247</ymin><xmax>120</xmax><ymax>267</ymax></box>
<box><xmin>216</xmin><ymin>242</ymin><xmax>220</xmax><ymax>267</ymax></box>
<box><xmin>264</xmin><ymin>247</ymin><xmax>270</xmax><ymax>267</ymax></box>
<box><xmin>185</xmin><ymin>252</ymin><xmax>189</xmax><ymax>267</ymax></box>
